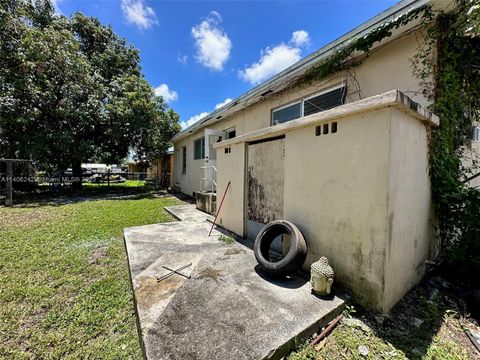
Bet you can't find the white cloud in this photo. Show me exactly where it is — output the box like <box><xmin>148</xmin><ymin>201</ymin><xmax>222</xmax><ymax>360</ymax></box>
<box><xmin>215</xmin><ymin>98</ymin><xmax>232</xmax><ymax>110</ymax></box>
<box><xmin>239</xmin><ymin>30</ymin><xmax>310</xmax><ymax>85</ymax></box>
<box><xmin>180</xmin><ymin>98</ymin><xmax>232</xmax><ymax>129</ymax></box>
<box><xmin>181</xmin><ymin>112</ymin><xmax>209</xmax><ymax>129</ymax></box>
<box><xmin>291</xmin><ymin>30</ymin><xmax>310</xmax><ymax>47</ymax></box>
<box><xmin>240</xmin><ymin>44</ymin><xmax>301</xmax><ymax>85</ymax></box>
<box><xmin>191</xmin><ymin>11</ymin><xmax>232</xmax><ymax>71</ymax></box>
<box><xmin>121</xmin><ymin>0</ymin><xmax>158</xmax><ymax>30</ymax></box>
<box><xmin>51</xmin><ymin>0</ymin><xmax>62</xmax><ymax>14</ymax></box>
<box><xmin>178</xmin><ymin>54</ymin><xmax>188</xmax><ymax>65</ymax></box>
<box><xmin>154</xmin><ymin>84</ymin><xmax>178</xmax><ymax>103</ymax></box>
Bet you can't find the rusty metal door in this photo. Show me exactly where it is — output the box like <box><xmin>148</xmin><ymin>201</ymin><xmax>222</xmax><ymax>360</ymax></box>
<box><xmin>246</xmin><ymin>137</ymin><xmax>285</xmax><ymax>240</ymax></box>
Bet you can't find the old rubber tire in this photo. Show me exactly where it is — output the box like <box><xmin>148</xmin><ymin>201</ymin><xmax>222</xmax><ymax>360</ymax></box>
<box><xmin>254</xmin><ymin>220</ymin><xmax>307</xmax><ymax>277</ymax></box>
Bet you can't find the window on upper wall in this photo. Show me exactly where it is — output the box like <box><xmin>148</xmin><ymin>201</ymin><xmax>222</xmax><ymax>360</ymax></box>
<box><xmin>303</xmin><ymin>85</ymin><xmax>347</xmax><ymax>116</ymax></box>
<box><xmin>194</xmin><ymin>137</ymin><xmax>205</xmax><ymax>160</ymax></box>
<box><xmin>225</xmin><ymin>127</ymin><xmax>236</xmax><ymax>139</ymax></box>
<box><xmin>474</xmin><ymin>126</ymin><xmax>480</xmax><ymax>143</ymax></box>
<box><xmin>271</xmin><ymin>85</ymin><xmax>347</xmax><ymax>125</ymax></box>
<box><xmin>182</xmin><ymin>146</ymin><xmax>187</xmax><ymax>174</ymax></box>
<box><xmin>272</xmin><ymin>102</ymin><xmax>302</xmax><ymax>125</ymax></box>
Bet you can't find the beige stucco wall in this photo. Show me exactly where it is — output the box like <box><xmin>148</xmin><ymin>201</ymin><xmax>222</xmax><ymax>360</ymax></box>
<box><xmin>215</xmin><ymin>143</ymin><xmax>245</xmax><ymax>236</ymax></box>
<box><xmin>383</xmin><ymin>108</ymin><xmax>434</xmax><ymax>311</ymax></box>
<box><xmin>173</xmin><ymin>30</ymin><xmax>430</xmax><ymax>196</ymax></box>
<box><xmin>214</xmin><ymin>93</ymin><xmax>436</xmax><ymax>312</ymax></box>
<box><xmin>282</xmin><ymin>109</ymin><xmax>391</xmax><ymax>310</ymax></box>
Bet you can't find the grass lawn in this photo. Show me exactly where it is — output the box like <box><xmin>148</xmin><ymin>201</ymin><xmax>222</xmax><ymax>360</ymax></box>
<box><xmin>83</xmin><ymin>180</ymin><xmax>147</xmax><ymax>188</ymax></box>
<box><xmin>0</xmin><ymin>195</ymin><xmax>181</xmax><ymax>359</ymax></box>
<box><xmin>288</xmin><ymin>278</ymin><xmax>480</xmax><ymax>360</ymax></box>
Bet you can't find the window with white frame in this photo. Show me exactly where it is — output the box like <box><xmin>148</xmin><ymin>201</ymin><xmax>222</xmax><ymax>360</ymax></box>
<box><xmin>225</xmin><ymin>127</ymin><xmax>236</xmax><ymax>139</ymax></box>
<box><xmin>304</xmin><ymin>85</ymin><xmax>347</xmax><ymax>116</ymax></box>
<box><xmin>194</xmin><ymin>137</ymin><xmax>205</xmax><ymax>160</ymax></box>
<box><xmin>474</xmin><ymin>126</ymin><xmax>480</xmax><ymax>142</ymax></box>
<box><xmin>271</xmin><ymin>85</ymin><xmax>347</xmax><ymax>125</ymax></box>
<box><xmin>272</xmin><ymin>102</ymin><xmax>302</xmax><ymax>125</ymax></box>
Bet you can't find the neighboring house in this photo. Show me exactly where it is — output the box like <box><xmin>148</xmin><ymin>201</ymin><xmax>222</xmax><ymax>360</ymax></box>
<box><xmin>127</xmin><ymin>161</ymin><xmax>147</xmax><ymax>174</ymax></box>
<box><xmin>147</xmin><ymin>150</ymin><xmax>175</xmax><ymax>187</ymax></box>
<box><xmin>128</xmin><ymin>152</ymin><xmax>175</xmax><ymax>186</ymax></box>
<box><xmin>171</xmin><ymin>0</ymin><xmax>477</xmax><ymax>312</ymax></box>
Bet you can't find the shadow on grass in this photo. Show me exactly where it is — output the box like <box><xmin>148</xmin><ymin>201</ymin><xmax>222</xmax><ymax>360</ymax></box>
<box><xmin>2</xmin><ymin>187</ymin><xmax>175</xmax><ymax>208</ymax></box>
<box><xmin>349</xmin><ymin>274</ymin><xmax>478</xmax><ymax>359</ymax></box>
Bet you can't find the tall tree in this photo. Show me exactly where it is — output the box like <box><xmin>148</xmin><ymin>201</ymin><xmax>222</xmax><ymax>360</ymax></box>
<box><xmin>0</xmin><ymin>0</ymin><xmax>180</xmax><ymax>189</ymax></box>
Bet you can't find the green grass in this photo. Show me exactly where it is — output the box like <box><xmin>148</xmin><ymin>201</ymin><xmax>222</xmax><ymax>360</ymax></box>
<box><xmin>83</xmin><ymin>180</ymin><xmax>146</xmax><ymax>188</ymax></box>
<box><xmin>0</xmin><ymin>195</ymin><xmax>181</xmax><ymax>359</ymax></box>
<box><xmin>287</xmin><ymin>283</ymin><xmax>478</xmax><ymax>360</ymax></box>
<box><xmin>218</xmin><ymin>234</ymin><xmax>235</xmax><ymax>244</ymax></box>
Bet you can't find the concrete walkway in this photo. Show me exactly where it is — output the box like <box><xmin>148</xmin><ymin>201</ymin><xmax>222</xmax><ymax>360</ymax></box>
<box><xmin>124</xmin><ymin>205</ymin><xmax>345</xmax><ymax>360</ymax></box>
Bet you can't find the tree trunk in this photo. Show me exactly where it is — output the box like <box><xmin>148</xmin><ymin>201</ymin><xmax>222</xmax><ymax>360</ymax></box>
<box><xmin>71</xmin><ymin>160</ymin><xmax>83</xmax><ymax>192</ymax></box>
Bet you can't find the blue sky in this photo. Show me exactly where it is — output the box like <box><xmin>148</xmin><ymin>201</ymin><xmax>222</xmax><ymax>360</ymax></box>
<box><xmin>55</xmin><ymin>0</ymin><xmax>398</xmax><ymax>127</ymax></box>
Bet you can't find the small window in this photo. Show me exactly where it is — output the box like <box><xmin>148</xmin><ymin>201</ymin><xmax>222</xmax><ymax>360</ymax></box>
<box><xmin>474</xmin><ymin>126</ymin><xmax>480</xmax><ymax>142</ymax></box>
<box><xmin>323</xmin><ymin>123</ymin><xmax>329</xmax><ymax>134</ymax></box>
<box><xmin>331</xmin><ymin>122</ymin><xmax>338</xmax><ymax>133</ymax></box>
<box><xmin>182</xmin><ymin>146</ymin><xmax>187</xmax><ymax>174</ymax></box>
<box><xmin>272</xmin><ymin>102</ymin><xmax>301</xmax><ymax>125</ymax></box>
<box><xmin>194</xmin><ymin>137</ymin><xmax>205</xmax><ymax>160</ymax></box>
<box><xmin>304</xmin><ymin>86</ymin><xmax>347</xmax><ymax>117</ymax></box>
<box><xmin>225</xmin><ymin>127</ymin><xmax>236</xmax><ymax>139</ymax></box>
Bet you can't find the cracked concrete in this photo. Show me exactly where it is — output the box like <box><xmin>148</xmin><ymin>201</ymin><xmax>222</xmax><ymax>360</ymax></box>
<box><xmin>124</xmin><ymin>205</ymin><xmax>345</xmax><ymax>360</ymax></box>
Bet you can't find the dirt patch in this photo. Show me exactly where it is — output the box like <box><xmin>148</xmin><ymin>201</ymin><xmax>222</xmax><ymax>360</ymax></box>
<box><xmin>0</xmin><ymin>207</ymin><xmax>62</xmax><ymax>231</ymax></box>
<box><xmin>88</xmin><ymin>246</ymin><xmax>108</xmax><ymax>264</ymax></box>
<box><xmin>196</xmin><ymin>266</ymin><xmax>223</xmax><ymax>282</ymax></box>
<box><xmin>224</xmin><ymin>248</ymin><xmax>246</xmax><ymax>256</ymax></box>
<box><xmin>135</xmin><ymin>275</ymin><xmax>184</xmax><ymax>308</ymax></box>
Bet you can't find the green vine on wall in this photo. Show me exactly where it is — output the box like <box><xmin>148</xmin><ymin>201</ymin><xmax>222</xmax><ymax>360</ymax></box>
<box><xmin>293</xmin><ymin>1</ymin><xmax>480</xmax><ymax>278</ymax></box>
<box><xmin>412</xmin><ymin>0</ymin><xmax>480</xmax><ymax>278</ymax></box>
<box><xmin>293</xmin><ymin>5</ymin><xmax>431</xmax><ymax>88</ymax></box>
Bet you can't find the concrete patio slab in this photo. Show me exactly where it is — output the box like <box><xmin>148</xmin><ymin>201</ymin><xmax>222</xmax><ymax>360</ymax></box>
<box><xmin>124</xmin><ymin>205</ymin><xmax>345</xmax><ymax>360</ymax></box>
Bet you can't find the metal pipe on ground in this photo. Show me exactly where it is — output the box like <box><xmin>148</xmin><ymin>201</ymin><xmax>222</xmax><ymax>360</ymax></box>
<box><xmin>208</xmin><ymin>181</ymin><xmax>230</xmax><ymax>236</ymax></box>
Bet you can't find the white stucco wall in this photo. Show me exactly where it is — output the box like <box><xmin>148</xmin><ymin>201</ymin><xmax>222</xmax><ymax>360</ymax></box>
<box><xmin>173</xmin><ymin>30</ymin><xmax>431</xmax><ymax>196</ymax></box>
<box><xmin>214</xmin><ymin>92</ymin><xmax>437</xmax><ymax>312</ymax></box>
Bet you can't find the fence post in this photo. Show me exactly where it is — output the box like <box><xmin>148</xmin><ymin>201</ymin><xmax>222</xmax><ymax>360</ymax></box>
<box><xmin>5</xmin><ymin>161</ymin><xmax>12</xmax><ymax>206</ymax></box>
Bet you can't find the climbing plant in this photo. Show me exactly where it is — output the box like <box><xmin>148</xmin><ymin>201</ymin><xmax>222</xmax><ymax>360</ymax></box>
<box><xmin>290</xmin><ymin>0</ymin><xmax>480</xmax><ymax>279</ymax></box>
<box><xmin>292</xmin><ymin>6</ymin><xmax>431</xmax><ymax>88</ymax></box>
<box><xmin>412</xmin><ymin>0</ymin><xmax>480</xmax><ymax>278</ymax></box>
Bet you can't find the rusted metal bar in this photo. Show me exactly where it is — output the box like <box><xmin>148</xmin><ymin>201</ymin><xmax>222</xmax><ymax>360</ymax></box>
<box><xmin>162</xmin><ymin>264</ymin><xmax>191</xmax><ymax>279</ymax></box>
<box><xmin>310</xmin><ymin>314</ymin><xmax>343</xmax><ymax>346</ymax></box>
<box><xmin>156</xmin><ymin>263</ymin><xmax>192</xmax><ymax>283</ymax></box>
<box><xmin>208</xmin><ymin>181</ymin><xmax>230</xmax><ymax>236</ymax></box>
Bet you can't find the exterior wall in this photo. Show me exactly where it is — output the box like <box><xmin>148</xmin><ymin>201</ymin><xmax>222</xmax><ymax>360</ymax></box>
<box><xmin>215</xmin><ymin>97</ymin><xmax>435</xmax><ymax>312</ymax></box>
<box><xmin>215</xmin><ymin>143</ymin><xmax>246</xmax><ymax>236</ymax></box>
<box><xmin>173</xmin><ymin>30</ymin><xmax>430</xmax><ymax>196</ymax></box>
<box><xmin>383</xmin><ymin>108</ymin><xmax>434</xmax><ymax>311</ymax></box>
<box><xmin>148</xmin><ymin>154</ymin><xmax>174</xmax><ymax>186</ymax></box>
<box><xmin>283</xmin><ymin>109</ymin><xmax>391</xmax><ymax>310</ymax></box>
<box><xmin>463</xmin><ymin>139</ymin><xmax>480</xmax><ymax>189</ymax></box>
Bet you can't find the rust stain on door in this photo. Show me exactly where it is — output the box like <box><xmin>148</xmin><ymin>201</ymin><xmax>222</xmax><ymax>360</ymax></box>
<box><xmin>247</xmin><ymin>138</ymin><xmax>285</xmax><ymax>224</ymax></box>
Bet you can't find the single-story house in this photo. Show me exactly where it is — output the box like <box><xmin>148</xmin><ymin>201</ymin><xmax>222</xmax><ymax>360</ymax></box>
<box><xmin>171</xmin><ymin>0</ymin><xmax>478</xmax><ymax>312</ymax></box>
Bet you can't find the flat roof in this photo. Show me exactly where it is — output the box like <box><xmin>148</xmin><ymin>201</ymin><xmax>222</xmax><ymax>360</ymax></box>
<box><xmin>213</xmin><ymin>90</ymin><xmax>439</xmax><ymax>148</ymax></box>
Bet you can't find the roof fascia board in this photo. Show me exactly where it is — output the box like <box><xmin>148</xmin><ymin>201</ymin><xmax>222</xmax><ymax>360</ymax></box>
<box><xmin>172</xmin><ymin>0</ymin><xmax>430</xmax><ymax>142</ymax></box>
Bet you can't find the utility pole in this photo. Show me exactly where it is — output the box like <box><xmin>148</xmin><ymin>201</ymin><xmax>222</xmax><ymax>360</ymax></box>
<box><xmin>5</xmin><ymin>160</ymin><xmax>12</xmax><ymax>206</ymax></box>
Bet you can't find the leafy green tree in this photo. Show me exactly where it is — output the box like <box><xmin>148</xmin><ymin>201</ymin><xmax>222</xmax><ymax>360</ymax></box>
<box><xmin>0</xmin><ymin>0</ymin><xmax>180</xmax><ymax>190</ymax></box>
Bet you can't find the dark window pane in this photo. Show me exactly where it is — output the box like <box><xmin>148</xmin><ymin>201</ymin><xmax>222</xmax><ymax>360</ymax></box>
<box><xmin>304</xmin><ymin>86</ymin><xmax>346</xmax><ymax>116</ymax></box>
<box><xmin>272</xmin><ymin>102</ymin><xmax>301</xmax><ymax>125</ymax></box>
<box><xmin>194</xmin><ymin>137</ymin><xmax>205</xmax><ymax>160</ymax></box>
